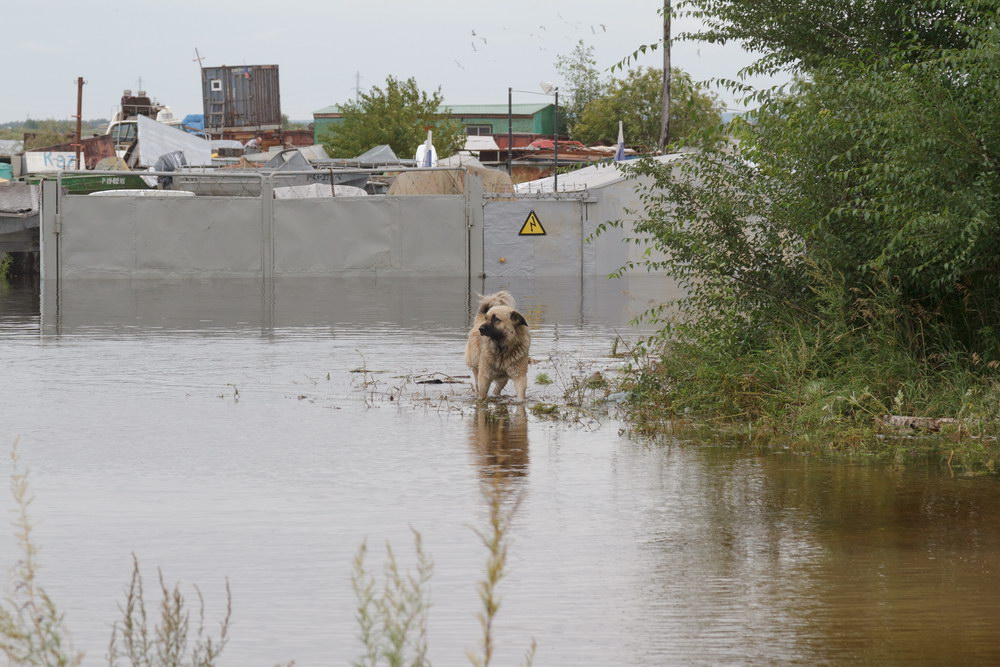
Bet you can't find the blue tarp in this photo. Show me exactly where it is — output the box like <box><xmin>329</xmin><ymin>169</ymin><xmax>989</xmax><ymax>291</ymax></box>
<box><xmin>181</xmin><ymin>114</ymin><xmax>205</xmax><ymax>132</ymax></box>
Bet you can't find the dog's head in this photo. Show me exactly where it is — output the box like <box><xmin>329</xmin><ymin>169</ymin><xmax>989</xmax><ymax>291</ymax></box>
<box><xmin>478</xmin><ymin>305</ymin><xmax>528</xmax><ymax>345</ymax></box>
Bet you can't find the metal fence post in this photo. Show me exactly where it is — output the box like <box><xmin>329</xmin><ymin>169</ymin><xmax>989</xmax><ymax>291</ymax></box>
<box><xmin>464</xmin><ymin>170</ymin><xmax>485</xmax><ymax>280</ymax></box>
<box><xmin>261</xmin><ymin>173</ymin><xmax>274</xmax><ymax>285</ymax></box>
<box><xmin>39</xmin><ymin>179</ymin><xmax>60</xmax><ymax>285</ymax></box>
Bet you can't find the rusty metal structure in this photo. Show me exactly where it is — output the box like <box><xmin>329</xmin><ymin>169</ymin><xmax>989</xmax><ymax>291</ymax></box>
<box><xmin>119</xmin><ymin>90</ymin><xmax>162</xmax><ymax>119</ymax></box>
<box><xmin>201</xmin><ymin>64</ymin><xmax>281</xmax><ymax>139</ymax></box>
<box><xmin>28</xmin><ymin>135</ymin><xmax>116</xmax><ymax>169</ymax></box>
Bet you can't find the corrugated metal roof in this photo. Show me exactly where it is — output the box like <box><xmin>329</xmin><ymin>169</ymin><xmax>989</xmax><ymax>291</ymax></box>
<box><xmin>463</xmin><ymin>135</ymin><xmax>501</xmax><ymax>151</ymax></box>
<box><xmin>446</xmin><ymin>103</ymin><xmax>550</xmax><ymax>116</ymax></box>
<box><xmin>313</xmin><ymin>104</ymin><xmax>342</xmax><ymax>115</ymax></box>
<box><xmin>514</xmin><ymin>153</ymin><xmax>688</xmax><ymax>193</ymax></box>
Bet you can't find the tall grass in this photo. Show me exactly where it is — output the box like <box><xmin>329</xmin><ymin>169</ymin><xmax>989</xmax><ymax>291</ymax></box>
<box><xmin>106</xmin><ymin>555</ymin><xmax>232</xmax><ymax>667</ymax></box>
<box><xmin>350</xmin><ymin>478</ymin><xmax>536</xmax><ymax>667</ymax></box>
<box><xmin>0</xmin><ymin>253</ymin><xmax>12</xmax><ymax>281</ymax></box>
<box><xmin>351</xmin><ymin>530</ymin><xmax>433</xmax><ymax>667</ymax></box>
<box><xmin>620</xmin><ymin>268</ymin><xmax>1000</xmax><ymax>466</ymax></box>
<box><xmin>467</xmin><ymin>482</ymin><xmax>535</xmax><ymax>667</ymax></box>
<box><xmin>5</xmin><ymin>437</ymin><xmax>539</xmax><ymax>664</ymax></box>
<box><xmin>1</xmin><ymin>440</ymin><xmax>231</xmax><ymax>667</ymax></box>
<box><xmin>0</xmin><ymin>439</ymin><xmax>83</xmax><ymax>666</ymax></box>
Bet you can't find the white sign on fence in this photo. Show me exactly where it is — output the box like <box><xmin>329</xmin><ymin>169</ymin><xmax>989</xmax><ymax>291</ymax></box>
<box><xmin>25</xmin><ymin>151</ymin><xmax>83</xmax><ymax>173</ymax></box>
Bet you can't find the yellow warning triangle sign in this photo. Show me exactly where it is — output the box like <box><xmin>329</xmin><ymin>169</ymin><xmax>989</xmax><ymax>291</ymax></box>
<box><xmin>518</xmin><ymin>210</ymin><xmax>547</xmax><ymax>236</ymax></box>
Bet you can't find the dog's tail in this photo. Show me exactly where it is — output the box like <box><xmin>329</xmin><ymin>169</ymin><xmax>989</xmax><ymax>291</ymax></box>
<box><xmin>477</xmin><ymin>290</ymin><xmax>516</xmax><ymax>314</ymax></box>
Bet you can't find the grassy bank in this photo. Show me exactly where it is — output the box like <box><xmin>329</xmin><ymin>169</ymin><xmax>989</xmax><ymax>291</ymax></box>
<box><xmin>608</xmin><ymin>281</ymin><xmax>1000</xmax><ymax>474</ymax></box>
<box><xmin>592</xmin><ymin>2</ymin><xmax>1000</xmax><ymax>474</ymax></box>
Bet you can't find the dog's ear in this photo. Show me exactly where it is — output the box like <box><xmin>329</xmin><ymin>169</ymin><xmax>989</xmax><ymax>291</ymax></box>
<box><xmin>511</xmin><ymin>311</ymin><xmax>527</xmax><ymax>327</ymax></box>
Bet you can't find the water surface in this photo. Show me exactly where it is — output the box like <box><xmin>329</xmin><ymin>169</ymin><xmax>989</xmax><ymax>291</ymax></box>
<box><xmin>1</xmin><ymin>276</ymin><xmax>998</xmax><ymax>665</ymax></box>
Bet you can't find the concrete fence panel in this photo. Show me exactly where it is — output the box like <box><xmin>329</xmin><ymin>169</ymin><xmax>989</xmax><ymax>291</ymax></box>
<box><xmin>483</xmin><ymin>198</ymin><xmax>585</xmax><ymax>278</ymax></box>
<box><xmin>272</xmin><ymin>195</ymin><xmax>467</xmax><ymax>276</ymax></box>
<box><xmin>56</xmin><ymin>194</ymin><xmax>264</xmax><ymax>278</ymax></box>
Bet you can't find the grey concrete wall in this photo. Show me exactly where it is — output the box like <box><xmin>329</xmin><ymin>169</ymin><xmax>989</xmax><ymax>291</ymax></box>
<box><xmin>49</xmin><ymin>189</ymin><xmax>470</xmax><ymax>280</ymax></box>
<box><xmin>57</xmin><ymin>195</ymin><xmax>265</xmax><ymax>278</ymax></box>
<box><xmin>582</xmin><ymin>173</ymin><xmax>672</xmax><ymax>277</ymax></box>
<box><xmin>273</xmin><ymin>195</ymin><xmax>467</xmax><ymax>276</ymax></box>
<box><xmin>0</xmin><ymin>215</ymin><xmax>38</xmax><ymax>252</ymax></box>
<box><xmin>483</xmin><ymin>191</ymin><xmax>665</xmax><ymax>279</ymax></box>
<box><xmin>584</xmin><ymin>184</ymin><xmax>632</xmax><ymax>277</ymax></box>
<box><xmin>41</xmin><ymin>170</ymin><xmax>655</xmax><ymax>281</ymax></box>
<box><xmin>483</xmin><ymin>198</ymin><xmax>585</xmax><ymax>278</ymax></box>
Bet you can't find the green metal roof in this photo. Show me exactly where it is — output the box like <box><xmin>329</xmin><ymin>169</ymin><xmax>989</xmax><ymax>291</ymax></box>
<box><xmin>444</xmin><ymin>103</ymin><xmax>551</xmax><ymax>116</ymax></box>
<box><xmin>313</xmin><ymin>102</ymin><xmax>551</xmax><ymax>117</ymax></box>
<box><xmin>313</xmin><ymin>104</ymin><xmax>342</xmax><ymax>115</ymax></box>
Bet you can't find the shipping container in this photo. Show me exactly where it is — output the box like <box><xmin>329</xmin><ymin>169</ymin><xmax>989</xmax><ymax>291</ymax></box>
<box><xmin>201</xmin><ymin>64</ymin><xmax>281</xmax><ymax>136</ymax></box>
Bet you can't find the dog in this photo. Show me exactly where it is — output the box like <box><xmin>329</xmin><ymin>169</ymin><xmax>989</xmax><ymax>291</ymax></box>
<box><xmin>465</xmin><ymin>291</ymin><xmax>531</xmax><ymax>401</ymax></box>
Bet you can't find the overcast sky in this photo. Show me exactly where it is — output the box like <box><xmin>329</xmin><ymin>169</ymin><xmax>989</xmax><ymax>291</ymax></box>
<box><xmin>1</xmin><ymin>0</ymin><xmax>782</xmax><ymax>123</ymax></box>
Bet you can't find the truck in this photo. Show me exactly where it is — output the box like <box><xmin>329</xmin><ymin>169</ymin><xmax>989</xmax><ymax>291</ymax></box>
<box><xmin>106</xmin><ymin>90</ymin><xmax>182</xmax><ymax>154</ymax></box>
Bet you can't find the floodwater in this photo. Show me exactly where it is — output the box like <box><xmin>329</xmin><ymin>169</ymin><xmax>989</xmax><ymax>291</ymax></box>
<box><xmin>2</xmin><ymin>275</ymin><xmax>1000</xmax><ymax>665</ymax></box>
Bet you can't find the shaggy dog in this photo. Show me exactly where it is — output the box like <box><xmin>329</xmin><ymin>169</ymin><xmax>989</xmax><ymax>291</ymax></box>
<box><xmin>464</xmin><ymin>291</ymin><xmax>531</xmax><ymax>401</ymax></box>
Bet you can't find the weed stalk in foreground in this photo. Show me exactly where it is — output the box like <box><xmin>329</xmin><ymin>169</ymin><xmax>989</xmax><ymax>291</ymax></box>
<box><xmin>352</xmin><ymin>528</ymin><xmax>434</xmax><ymax>667</ymax></box>
<box><xmin>467</xmin><ymin>480</ymin><xmax>535</xmax><ymax>667</ymax></box>
<box><xmin>0</xmin><ymin>439</ymin><xmax>83</xmax><ymax>666</ymax></box>
<box><xmin>107</xmin><ymin>554</ymin><xmax>232</xmax><ymax>667</ymax></box>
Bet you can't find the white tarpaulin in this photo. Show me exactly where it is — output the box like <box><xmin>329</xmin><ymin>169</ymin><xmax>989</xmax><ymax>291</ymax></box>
<box><xmin>514</xmin><ymin>153</ymin><xmax>688</xmax><ymax>193</ymax></box>
<box><xmin>462</xmin><ymin>135</ymin><xmax>500</xmax><ymax>152</ymax></box>
<box><xmin>297</xmin><ymin>145</ymin><xmax>331</xmax><ymax>162</ymax></box>
<box><xmin>137</xmin><ymin>114</ymin><xmax>212</xmax><ymax>167</ymax></box>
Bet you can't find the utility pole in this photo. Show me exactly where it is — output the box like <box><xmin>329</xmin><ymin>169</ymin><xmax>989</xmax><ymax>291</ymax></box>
<box><xmin>658</xmin><ymin>0</ymin><xmax>671</xmax><ymax>152</ymax></box>
<box><xmin>507</xmin><ymin>87</ymin><xmax>513</xmax><ymax>175</ymax></box>
<box><xmin>353</xmin><ymin>71</ymin><xmax>362</xmax><ymax>101</ymax></box>
<box><xmin>73</xmin><ymin>77</ymin><xmax>84</xmax><ymax>169</ymax></box>
<box><xmin>553</xmin><ymin>87</ymin><xmax>559</xmax><ymax>193</ymax></box>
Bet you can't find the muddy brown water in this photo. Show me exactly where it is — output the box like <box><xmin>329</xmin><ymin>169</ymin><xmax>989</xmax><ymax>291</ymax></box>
<box><xmin>2</xmin><ymin>276</ymin><xmax>1000</xmax><ymax>665</ymax></box>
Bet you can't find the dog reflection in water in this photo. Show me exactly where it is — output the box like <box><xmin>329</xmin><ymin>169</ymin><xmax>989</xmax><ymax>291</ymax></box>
<box><xmin>469</xmin><ymin>403</ymin><xmax>529</xmax><ymax>483</ymax></box>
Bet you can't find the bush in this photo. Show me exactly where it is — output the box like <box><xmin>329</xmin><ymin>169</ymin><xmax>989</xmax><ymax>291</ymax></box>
<box><xmin>606</xmin><ymin>0</ymin><xmax>1000</xmax><ymax>453</ymax></box>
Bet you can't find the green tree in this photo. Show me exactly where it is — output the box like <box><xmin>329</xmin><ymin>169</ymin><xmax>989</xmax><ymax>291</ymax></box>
<box><xmin>573</xmin><ymin>67</ymin><xmax>722</xmax><ymax>149</ymax></box>
<box><xmin>554</xmin><ymin>40</ymin><xmax>607</xmax><ymax>136</ymax></box>
<box><xmin>609</xmin><ymin>0</ymin><xmax>1000</xmax><ymax>432</ymax></box>
<box><xmin>674</xmin><ymin>0</ymin><xmax>977</xmax><ymax>72</ymax></box>
<box><xmin>320</xmin><ymin>76</ymin><xmax>465</xmax><ymax>160</ymax></box>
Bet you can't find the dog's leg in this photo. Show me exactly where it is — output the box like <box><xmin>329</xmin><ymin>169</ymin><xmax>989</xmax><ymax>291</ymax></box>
<box><xmin>476</xmin><ymin>368</ymin><xmax>492</xmax><ymax>400</ymax></box>
<box><xmin>514</xmin><ymin>375</ymin><xmax>527</xmax><ymax>402</ymax></box>
<box><xmin>492</xmin><ymin>377</ymin><xmax>508</xmax><ymax>396</ymax></box>
<box><xmin>470</xmin><ymin>368</ymin><xmax>479</xmax><ymax>394</ymax></box>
